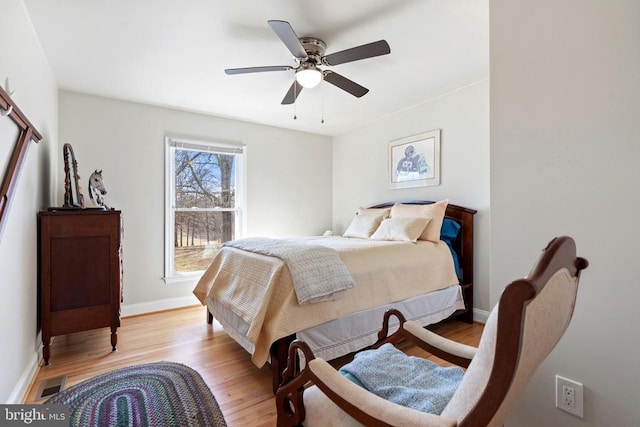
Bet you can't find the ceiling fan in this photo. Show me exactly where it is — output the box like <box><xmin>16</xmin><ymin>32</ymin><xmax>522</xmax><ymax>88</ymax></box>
<box><xmin>224</xmin><ymin>20</ymin><xmax>391</xmax><ymax>105</ymax></box>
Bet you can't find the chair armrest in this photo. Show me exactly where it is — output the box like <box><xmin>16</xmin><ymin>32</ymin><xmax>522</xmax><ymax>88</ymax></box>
<box><xmin>404</xmin><ymin>321</ymin><xmax>476</xmax><ymax>367</ymax></box>
<box><xmin>307</xmin><ymin>359</ymin><xmax>457</xmax><ymax>427</ymax></box>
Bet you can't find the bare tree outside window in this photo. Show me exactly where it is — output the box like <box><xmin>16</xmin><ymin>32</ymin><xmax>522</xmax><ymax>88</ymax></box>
<box><xmin>166</xmin><ymin>140</ymin><xmax>243</xmax><ymax>277</ymax></box>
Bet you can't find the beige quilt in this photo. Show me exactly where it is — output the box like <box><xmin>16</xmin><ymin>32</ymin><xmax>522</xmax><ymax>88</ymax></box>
<box><xmin>193</xmin><ymin>236</ymin><xmax>458</xmax><ymax>367</ymax></box>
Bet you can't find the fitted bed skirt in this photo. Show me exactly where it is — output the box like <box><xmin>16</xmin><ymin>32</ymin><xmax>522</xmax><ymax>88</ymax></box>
<box><xmin>207</xmin><ymin>284</ymin><xmax>464</xmax><ymax>363</ymax></box>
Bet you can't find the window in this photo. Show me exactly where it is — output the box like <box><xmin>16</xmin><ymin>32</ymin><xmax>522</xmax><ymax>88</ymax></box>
<box><xmin>165</xmin><ymin>137</ymin><xmax>245</xmax><ymax>281</ymax></box>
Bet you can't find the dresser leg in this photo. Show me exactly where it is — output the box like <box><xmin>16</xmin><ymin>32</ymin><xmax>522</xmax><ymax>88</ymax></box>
<box><xmin>110</xmin><ymin>326</ymin><xmax>118</xmax><ymax>351</ymax></box>
<box><xmin>43</xmin><ymin>333</ymin><xmax>51</xmax><ymax>365</ymax></box>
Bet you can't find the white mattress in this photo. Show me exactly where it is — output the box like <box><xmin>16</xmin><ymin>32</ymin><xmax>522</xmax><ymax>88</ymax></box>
<box><xmin>207</xmin><ymin>284</ymin><xmax>464</xmax><ymax>361</ymax></box>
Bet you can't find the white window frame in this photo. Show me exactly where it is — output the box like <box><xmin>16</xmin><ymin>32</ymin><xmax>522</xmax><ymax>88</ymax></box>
<box><xmin>164</xmin><ymin>136</ymin><xmax>246</xmax><ymax>283</ymax></box>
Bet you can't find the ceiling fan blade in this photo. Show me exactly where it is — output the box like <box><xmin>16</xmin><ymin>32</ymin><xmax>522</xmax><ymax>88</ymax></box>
<box><xmin>323</xmin><ymin>71</ymin><xmax>369</xmax><ymax>98</ymax></box>
<box><xmin>323</xmin><ymin>40</ymin><xmax>390</xmax><ymax>66</ymax></box>
<box><xmin>268</xmin><ymin>20</ymin><xmax>308</xmax><ymax>60</ymax></box>
<box><xmin>225</xmin><ymin>65</ymin><xmax>293</xmax><ymax>75</ymax></box>
<box><xmin>281</xmin><ymin>81</ymin><xmax>304</xmax><ymax>105</ymax></box>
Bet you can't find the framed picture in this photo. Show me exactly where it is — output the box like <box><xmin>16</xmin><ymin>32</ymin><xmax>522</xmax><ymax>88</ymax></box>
<box><xmin>389</xmin><ymin>129</ymin><xmax>440</xmax><ymax>189</ymax></box>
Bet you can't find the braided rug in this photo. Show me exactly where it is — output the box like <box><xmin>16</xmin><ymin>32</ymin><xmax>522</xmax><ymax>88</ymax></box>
<box><xmin>47</xmin><ymin>361</ymin><xmax>227</xmax><ymax>427</ymax></box>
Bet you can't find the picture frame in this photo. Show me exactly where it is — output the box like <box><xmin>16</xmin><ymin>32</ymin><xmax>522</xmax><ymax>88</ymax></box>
<box><xmin>389</xmin><ymin>129</ymin><xmax>440</xmax><ymax>189</ymax></box>
<box><xmin>0</xmin><ymin>83</ymin><xmax>43</xmax><ymax>236</ymax></box>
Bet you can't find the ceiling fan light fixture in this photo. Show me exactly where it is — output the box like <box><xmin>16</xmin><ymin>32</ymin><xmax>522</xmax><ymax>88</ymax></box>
<box><xmin>225</xmin><ymin>21</ymin><xmax>390</xmax><ymax>104</ymax></box>
<box><xmin>296</xmin><ymin>68</ymin><xmax>323</xmax><ymax>88</ymax></box>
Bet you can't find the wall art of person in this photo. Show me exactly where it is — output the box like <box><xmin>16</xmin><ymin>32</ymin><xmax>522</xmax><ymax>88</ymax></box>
<box><xmin>395</xmin><ymin>144</ymin><xmax>429</xmax><ymax>180</ymax></box>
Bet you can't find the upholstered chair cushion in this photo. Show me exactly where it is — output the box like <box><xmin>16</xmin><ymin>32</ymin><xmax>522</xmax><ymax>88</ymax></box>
<box><xmin>440</xmin><ymin>306</ymin><xmax>498</xmax><ymax>421</ymax></box>
<box><xmin>490</xmin><ymin>268</ymin><xmax>578</xmax><ymax>424</ymax></box>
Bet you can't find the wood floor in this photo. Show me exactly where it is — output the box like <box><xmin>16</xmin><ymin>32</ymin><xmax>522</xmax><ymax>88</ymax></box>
<box><xmin>24</xmin><ymin>305</ymin><xmax>484</xmax><ymax>426</ymax></box>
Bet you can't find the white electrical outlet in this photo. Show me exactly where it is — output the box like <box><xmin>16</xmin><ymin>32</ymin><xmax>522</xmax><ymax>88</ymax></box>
<box><xmin>556</xmin><ymin>375</ymin><xmax>583</xmax><ymax>418</ymax></box>
<box><xmin>563</xmin><ymin>385</ymin><xmax>575</xmax><ymax>407</ymax></box>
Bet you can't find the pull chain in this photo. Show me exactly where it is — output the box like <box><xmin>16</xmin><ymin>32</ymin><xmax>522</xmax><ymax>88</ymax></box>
<box><xmin>293</xmin><ymin>82</ymin><xmax>297</xmax><ymax>120</ymax></box>
<box><xmin>321</xmin><ymin>81</ymin><xmax>324</xmax><ymax>124</ymax></box>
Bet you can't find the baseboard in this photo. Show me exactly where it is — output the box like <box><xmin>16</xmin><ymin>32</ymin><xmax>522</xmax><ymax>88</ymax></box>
<box><xmin>8</xmin><ymin>332</ymin><xmax>42</xmax><ymax>404</ymax></box>
<box><xmin>121</xmin><ymin>295</ymin><xmax>201</xmax><ymax>317</ymax></box>
<box><xmin>473</xmin><ymin>308</ymin><xmax>490</xmax><ymax>324</ymax></box>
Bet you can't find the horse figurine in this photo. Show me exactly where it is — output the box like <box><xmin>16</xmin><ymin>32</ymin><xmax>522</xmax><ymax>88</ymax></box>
<box><xmin>88</xmin><ymin>169</ymin><xmax>108</xmax><ymax>209</ymax></box>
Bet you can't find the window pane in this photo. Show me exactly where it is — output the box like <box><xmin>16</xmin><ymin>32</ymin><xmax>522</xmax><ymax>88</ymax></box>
<box><xmin>173</xmin><ymin>211</ymin><xmax>235</xmax><ymax>273</ymax></box>
<box><xmin>174</xmin><ymin>150</ymin><xmax>236</xmax><ymax>209</ymax></box>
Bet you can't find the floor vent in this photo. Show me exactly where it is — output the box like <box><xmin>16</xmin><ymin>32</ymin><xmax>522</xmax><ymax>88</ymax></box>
<box><xmin>36</xmin><ymin>375</ymin><xmax>67</xmax><ymax>399</ymax></box>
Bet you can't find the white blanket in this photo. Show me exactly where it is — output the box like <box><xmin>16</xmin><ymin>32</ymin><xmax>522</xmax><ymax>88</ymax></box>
<box><xmin>223</xmin><ymin>237</ymin><xmax>354</xmax><ymax>304</ymax></box>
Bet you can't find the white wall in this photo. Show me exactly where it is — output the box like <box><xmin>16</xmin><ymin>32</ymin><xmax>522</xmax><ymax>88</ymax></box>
<box><xmin>59</xmin><ymin>91</ymin><xmax>333</xmax><ymax>312</ymax></box>
<box><xmin>332</xmin><ymin>79</ymin><xmax>490</xmax><ymax>313</ymax></box>
<box><xmin>0</xmin><ymin>0</ymin><xmax>58</xmax><ymax>403</ymax></box>
<box><xmin>491</xmin><ymin>0</ymin><xmax>640</xmax><ymax>425</ymax></box>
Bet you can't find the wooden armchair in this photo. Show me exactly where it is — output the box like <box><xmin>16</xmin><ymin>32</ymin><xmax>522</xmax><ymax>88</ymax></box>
<box><xmin>276</xmin><ymin>236</ymin><xmax>588</xmax><ymax>426</ymax></box>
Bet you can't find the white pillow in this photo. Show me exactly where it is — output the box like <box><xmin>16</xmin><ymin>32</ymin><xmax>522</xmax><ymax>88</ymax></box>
<box><xmin>343</xmin><ymin>215</ymin><xmax>384</xmax><ymax>239</ymax></box>
<box><xmin>370</xmin><ymin>217</ymin><xmax>431</xmax><ymax>242</ymax></box>
<box><xmin>390</xmin><ymin>199</ymin><xmax>449</xmax><ymax>242</ymax></box>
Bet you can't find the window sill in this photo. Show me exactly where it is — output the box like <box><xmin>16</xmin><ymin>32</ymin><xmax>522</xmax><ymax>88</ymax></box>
<box><xmin>163</xmin><ymin>273</ymin><xmax>203</xmax><ymax>285</ymax></box>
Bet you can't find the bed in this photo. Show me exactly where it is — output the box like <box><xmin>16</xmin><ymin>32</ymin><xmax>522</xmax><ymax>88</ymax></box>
<box><xmin>193</xmin><ymin>200</ymin><xmax>476</xmax><ymax>391</ymax></box>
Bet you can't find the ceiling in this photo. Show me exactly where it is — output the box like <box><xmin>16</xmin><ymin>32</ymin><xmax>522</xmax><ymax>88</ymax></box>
<box><xmin>23</xmin><ymin>0</ymin><xmax>488</xmax><ymax>137</ymax></box>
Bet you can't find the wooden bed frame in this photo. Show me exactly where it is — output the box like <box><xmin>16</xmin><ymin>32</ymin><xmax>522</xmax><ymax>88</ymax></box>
<box><xmin>369</xmin><ymin>201</ymin><xmax>478</xmax><ymax>325</ymax></box>
<box><xmin>207</xmin><ymin>200</ymin><xmax>477</xmax><ymax>392</ymax></box>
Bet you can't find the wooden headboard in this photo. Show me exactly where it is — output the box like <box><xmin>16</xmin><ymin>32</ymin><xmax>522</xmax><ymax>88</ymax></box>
<box><xmin>369</xmin><ymin>200</ymin><xmax>477</xmax><ymax>323</ymax></box>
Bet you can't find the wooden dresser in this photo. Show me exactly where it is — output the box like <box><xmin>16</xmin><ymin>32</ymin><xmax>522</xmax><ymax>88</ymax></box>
<box><xmin>38</xmin><ymin>209</ymin><xmax>122</xmax><ymax>365</ymax></box>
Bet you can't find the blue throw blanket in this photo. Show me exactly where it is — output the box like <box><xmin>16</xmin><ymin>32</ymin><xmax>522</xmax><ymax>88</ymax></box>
<box><xmin>339</xmin><ymin>343</ymin><xmax>464</xmax><ymax>415</ymax></box>
<box><xmin>223</xmin><ymin>237</ymin><xmax>354</xmax><ymax>304</ymax></box>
